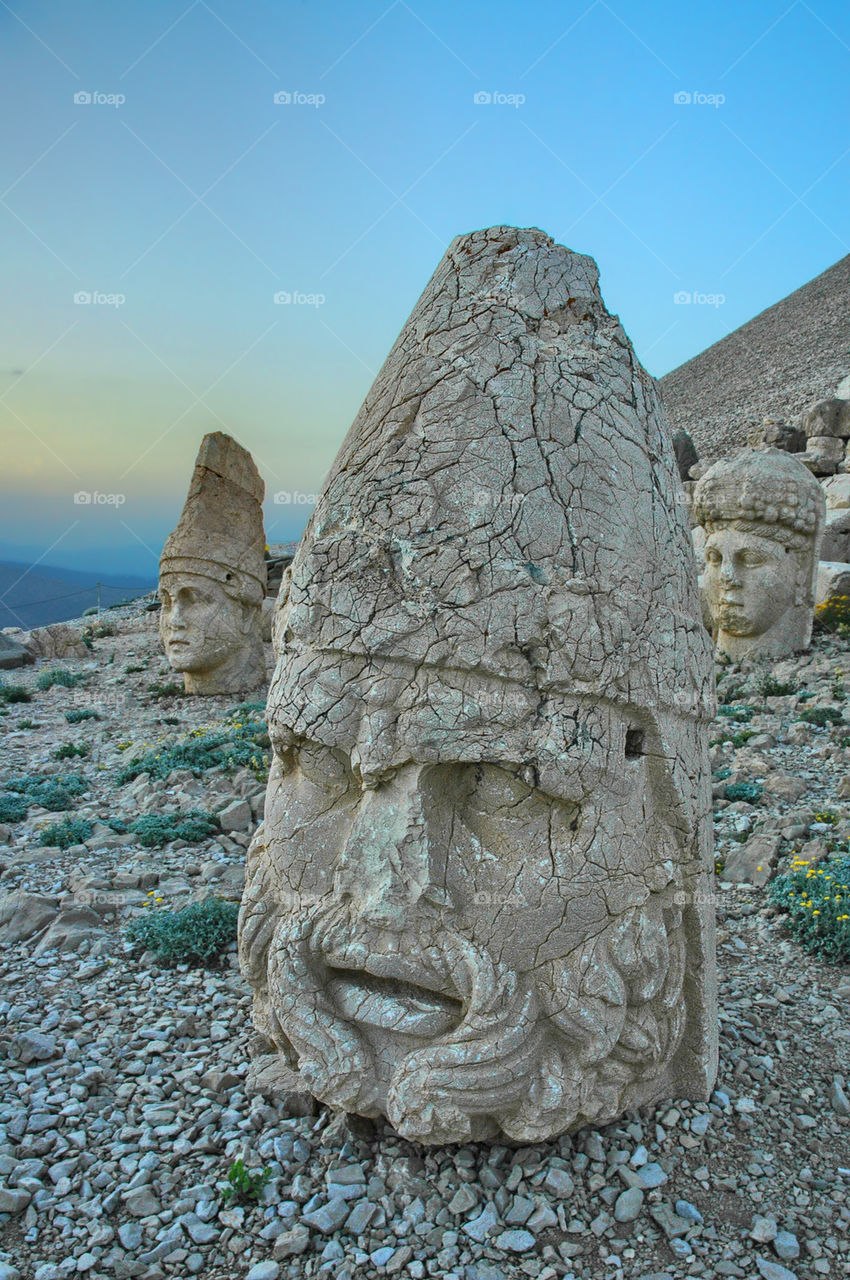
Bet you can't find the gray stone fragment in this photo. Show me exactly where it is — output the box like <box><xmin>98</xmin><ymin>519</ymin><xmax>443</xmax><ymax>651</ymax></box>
<box><xmin>772</xmin><ymin>1231</ymin><xmax>800</xmax><ymax>1261</ymax></box>
<box><xmin>543</xmin><ymin>1167</ymin><xmax>575</xmax><ymax>1198</ymax></box>
<box><xmin>272</xmin><ymin>1225</ymin><xmax>310</xmax><ymax>1258</ymax></box>
<box><xmin>493</xmin><ymin>1229</ymin><xmax>535</xmax><ymax>1252</ymax></box>
<box><xmin>245</xmin><ymin>1264</ymin><xmax>280</xmax><ymax>1280</ymax></box>
<box><xmin>0</xmin><ymin>1186</ymin><xmax>31</xmax><ymax>1213</ymax></box>
<box><xmin>300</xmin><ymin>1198</ymin><xmax>349</xmax><ymax>1234</ymax></box>
<box><xmin>635</xmin><ymin>1162</ymin><xmax>668</xmax><ymax>1189</ymax></box>
<box><xmin>613</xmin><ymin>1186</ymin><xmax>644</xmax><ymax>1222</ymax></box>
<box><xmin>755</xmin><ymin>1258</ymin><xmax>798</xmax><ymax>1280</ymax></box>
<box><xmin>463</xmin><ymin>1203</ymin><xmax>500</xmax><ymax>1243</ymax></box>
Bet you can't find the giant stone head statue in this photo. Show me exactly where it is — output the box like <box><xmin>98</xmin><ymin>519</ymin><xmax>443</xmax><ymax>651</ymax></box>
<box><xmin>240</xmin><ymin>227</ymin><xmax>717</xmax><ymax>1144</ymax></box>
<box><xmin>159</xmin><ymin>432</ymin><xmax>267</xmax><ymax>695</ymax></box>
<box><xmin>694</xmin><ymin>448</ymin><xmax>825</xmax><ymax>661</ymax></box>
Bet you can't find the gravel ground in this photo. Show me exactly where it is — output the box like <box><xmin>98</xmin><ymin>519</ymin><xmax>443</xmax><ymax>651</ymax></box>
<box><xmin>0</xmin><ymin>602</ymin><xmax>848</xmax><ymax>1280</ymax></box>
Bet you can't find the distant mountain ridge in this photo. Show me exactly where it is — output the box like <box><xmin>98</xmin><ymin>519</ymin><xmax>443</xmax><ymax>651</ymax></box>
<box><xmin>0</xmin><ymin>562</ymin><xmax>155</xmax><ymax>630</ymax></box>
<box><xmin>659</xmin><ymin>254</ymin><xmax>850</xmax><ymax>462</ymax></box>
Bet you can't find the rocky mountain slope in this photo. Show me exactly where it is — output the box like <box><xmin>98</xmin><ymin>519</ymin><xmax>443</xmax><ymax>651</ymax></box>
<box><xmin>660</xmin><ymin>255</ymin><xmax>850</xmax><ymax>462</ymax></box>
<box><xmin>0</xmin><ymin>599</ymin><xmax>848</xmax><ymax>1280</ymax></box>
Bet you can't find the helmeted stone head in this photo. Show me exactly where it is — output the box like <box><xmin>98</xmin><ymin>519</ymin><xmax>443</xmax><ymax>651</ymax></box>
<box><xmin>159</xmin><ymin>432</ymin><xmax>267</xmax><ymax>694</ymax></box>
<box><xmin>240</xmin><ymin>227</ymin><xmax>717</xmax><ymax>1144</ymax></box>
<box><xmin>694</xmin><ymin>448</ymin><xmax>825</xmax><ymax>660</ymax></box>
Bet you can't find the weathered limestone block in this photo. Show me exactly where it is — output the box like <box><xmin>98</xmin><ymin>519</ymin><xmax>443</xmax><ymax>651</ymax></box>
<box><xmin>822</xmin><ymin>509</ymin><xmax>850</xmax><ymax>562</ymax></box>
<box><xmin>802</xmin><ymin>435</ymin><xmax>844</xmax><ymax>475</ymax></box>
<box><xmin>747</xmin><ymin>418</ymin><xmax>806</xmax><ymax>454</ymax></box>
<box><xmin>159</xmin><ymin>432</ymin><xmax>267</xmax><ymax>695</ymax></box>
<box><xmin>0</xmin><ymin>632</ymin><xmax>29</xmax><ymax>670</ymax></box>
<box><xmin>816</xmin><ymin>561</ymin><xmax>850</xmax><ymax>606</ymax></box>
<box><xmin>804</xmin><ymin>398</ymin><xmax>850</xmax><ymax>439</ymax></box>
<box><xmin>3</xmin><ymin>623</ymin><xmax>87</xmax><ymax>662</ymax></box>
<box><xmin>694</xmin><ymin>449</ymin><xmax>825</xmax><ymax>660</ymax></box>
<box><xmin>822</xmin><ymin>475</ymin><xmax>850</xmax><ymax>511</ymax></box>
<box><xmin>239</xmin><ymin>226</ymin><xmax>717</xmax><ymax>1145</ymax></box>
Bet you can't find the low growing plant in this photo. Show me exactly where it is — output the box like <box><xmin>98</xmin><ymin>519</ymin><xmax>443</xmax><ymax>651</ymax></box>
<box><xmin>117</xmin><ymin>712</ymin><xmax>269</xmax><ymax>785</ymax></box>
<box><xmin>147</xmin><ymin>681</ymin><xmax>185</xmax><ymax>699</ymax></box>
<box><xmin>0</xmin><ymin>683</ymin><xmax>31</xmax><ymax>704</ymax></box>
<box><xmin>717</xmin><ymin>705</ymin><xmax>754</xmax><ymax>723</ymax></box>
<box><xmin>53</xmin><ymin>742</ymin><xmax>90</xmax><ymax>760</ymax></box>
<box><xmin>0</xmin><ymin>794</ymin><xmax>28</xmax><ymax>823</ymax></box>
<box><xmin>125</xmin><ymin>897</ymin><xmax>239</xmax><ymax>965</ymax></box>
<box><xmin>814</xmin><ymin>595</ymin><xmax>850</xmax><ymax>636</ymax></box>
<box><xmin>725</xmin><ymin>780</ymin><xmax>763</xmax><ymax>804</ymax></box>
<box><xmin>798</xmin><ymin>706</ymin><xmax>845</xmax><ymax>728</ymax></box>
<box><xmin>39</xmin><ymin>816</ymin><xmax>93</xmax><ymax>849</ymax></box>
<box><xmin>3</xmin><ymin>772</ymin><xmax>88</xmax><ymax>813</ymax></box>
<box><xmin>221</xmin><ymin>1158</ymin><xmax>271</xmax><ymax>1205</ymax></box>
<box><xmin>36</xmin><ymin>669</ymin><xmax>88</xmax><ymax>692</ymax></box>
<box><xmin>121</xmin><ymin>810</ymin><xmax>220</xmax><ymax>848</ymax></box>
<box><xmin>768</xmin><ymin>852</ymin><xmax>850</xmax><ymax>962</ymax></box>
<box><xmin>65</xmin><ymin>708</ymin><xmax>99</xmax><ymax>724</ymax></box>
<box><xmin>755</xmin><ymin>672</ymin><xmax>797</xmax><ymax>698</ymax></box>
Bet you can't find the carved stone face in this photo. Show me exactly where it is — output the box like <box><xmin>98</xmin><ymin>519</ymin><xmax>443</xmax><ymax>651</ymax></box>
<box><xmin>159</xmin><ymin>571</ymin><xmax>262</xmax><ymax>693</ymax></box>
<box><xmin>242</xmin><ymin>682</ymin><xmax>690</xmax><ymax>1144</ymax></box>
<box><xmin>702</xmin><ymin>527</ymin><xmax>795</xmax><ymax>638</ymax></box>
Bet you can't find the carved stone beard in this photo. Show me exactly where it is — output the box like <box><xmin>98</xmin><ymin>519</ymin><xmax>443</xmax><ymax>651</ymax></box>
<box><xmin>247</xmin><ymin>887</ymin><xmax>687</xmax><ymax>1145</ymax></box>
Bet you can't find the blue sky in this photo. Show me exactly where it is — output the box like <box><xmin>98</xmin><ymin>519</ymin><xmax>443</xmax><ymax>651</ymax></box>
<box><xmin>1</xmin><ymin>0</ymin><xmax>847</xmax><ymax>577</ymax></box>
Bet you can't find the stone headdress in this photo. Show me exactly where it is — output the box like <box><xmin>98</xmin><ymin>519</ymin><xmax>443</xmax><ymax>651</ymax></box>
<box><xmin>160</xmin><ymin>432</ymin><xmax>267</xmax><ymax>604</ymax></box>
<box><xmin>271</xmin><ymin>227</ymin><xmax>714</xmax><ymax>835</ymax></box>
<box><xmin>693</xmin><ymin>448</ymin><xmax>825</xmax><ymax>548</ymax></box>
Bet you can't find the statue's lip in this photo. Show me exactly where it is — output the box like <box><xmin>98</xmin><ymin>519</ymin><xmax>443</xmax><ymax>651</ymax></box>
<box><xmin>325</xmin><ymin>966</ymin><xmax>462</xmax><ymax>1038</ymax></box>
<box><xmin>320</xmin><ymin>941</ymin><xmax>458</xmax><ymax>1002</ymax></box>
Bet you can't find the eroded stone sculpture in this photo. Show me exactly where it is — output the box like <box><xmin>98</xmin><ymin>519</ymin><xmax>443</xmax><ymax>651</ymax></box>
<box><xmin>159</xmin><ymin>432</ymin><xmax>266</xmax><ymax>695</ymax></box>
<box><xmin>240</xmin><ymin>226</ymin><xmax>717</xmax><ymax>1144</ymax></box>
<box><xmin>694</xmin><ymin>448</ymin><xmax>825</xmax><ymax>661</ymax></box>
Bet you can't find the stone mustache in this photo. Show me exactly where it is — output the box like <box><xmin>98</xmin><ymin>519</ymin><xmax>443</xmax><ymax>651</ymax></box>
<box><xmin>240</xmin><ymin>226</ymin><xmax>717</xmax><ymax>1144</ymax></box>
<box><xmin>159</xmin><ymin>432</ymin><xmax>267</xmax><ymax>695</ymax></box>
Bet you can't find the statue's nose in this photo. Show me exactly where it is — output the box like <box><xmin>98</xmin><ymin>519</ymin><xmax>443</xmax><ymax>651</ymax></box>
<box><xmin>334</xmin><ymin>763</ymin><xmax>441</xmax><ymax>928</ymax></box>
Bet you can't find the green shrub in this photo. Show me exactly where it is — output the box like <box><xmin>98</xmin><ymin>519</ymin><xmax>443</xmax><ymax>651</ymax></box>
<box><xmin>768</xmin><ymin>852</ymin><xmax>850</xmax><ymax>962</ymax></box>
<box><xmin>147</xmin><ymin>681</ymin><xmax>184</xmax><ymax>699</ymax></box>
<box><xmin>0</xmin><ymin>794</ymin><xmax>28</xmax><ymax>823</ymax></box>
<box><xmin>0</xmin><ymin>683</ymin><xmax>31</xmax><ymax>704</ymax></box>
<box><xmin>65</xmin><ymin>708</ymin><xmax>99</xmax><ymax>724</ymax></box>
<box><xmin>3</xmin><ymin>772</ymin><xmax>88</xmax><ymax>812</ymax></box>
<box><xmin>117</xmin><ymin>713</ymin><xmax>269</xmax><ymax>785</ymax></box>
<box><xmin>124</xmin><ymin>664</ymin><xmax>144</xmax><ymax>674</ymax></box>
<box><xmin>125</xmin><ymin>810</ymin><xmax>220</xmax><ymax>848</ymax></box>
<box><xmin>53</xmin><ymin>742</ymin><xmax>90</xmax><ymax>761</ymax></box>
<box><xmin>221</xmin><ymin>1158</ymin><xmax>271</xmax><ymax>1205</ymax></box>
<box><xmin>725</xmin><ymin>781</ymin><xmax>763</xmax><ymax>804</ymax></box>
<box><xmin>755</xmin><ymin>673</ymin><xmax>797</xmax><ymax>698</ymax></box>
<box><xmin>717</xmin><ymin>705</ymin><xmax>754</xmax><ymax>723</ymax></box>
<box><xmin>814</xmin><ymin>595</ymin><xmax>850</xmax><ymax>635</ymax></box>
<box><xmin>39</xmin><ymin>816</ymin><xmax>93</xmax><ymax>848</ymax></box>
<box><xmin>710</xmin><ymin>729</ymin><xmax>755</xmax><ymax>748</ymax></box>
<box><xmin>36</xmin><ymin>669</ymin><xmax>88</xmax><ymax>691</ymax></box>
<box><xmin>798</xmin><ymin>706</ymin><xmax>844</xmax><ymax>728</ymax></box>
<box><xmin>125</xmin><ymin>897</ymin><xmax>239</xmax><ymax>965</ymax></box>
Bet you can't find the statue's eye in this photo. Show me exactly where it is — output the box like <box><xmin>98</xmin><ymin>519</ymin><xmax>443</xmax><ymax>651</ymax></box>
<box><xmin>705</xmin><ymin>549</ymin><xmax>720</xmax><ymax>564</ymax></box>
<box><xmin>741</xmin><ymin>552</ymin><xmax>765</xmax><ymax>567</ymax></box>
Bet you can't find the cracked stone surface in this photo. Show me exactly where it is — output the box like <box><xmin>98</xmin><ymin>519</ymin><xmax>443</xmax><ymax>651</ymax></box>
<box><xmin>694</xmin><ymin>448</ymin><xmax>826</xmax><ymax>662</ymax></box>
<box><xmin>239</xmin><ymin>225</ymin><xmax>718</xmax><ymax>1145</ymax></box>
<box><xmin>159</xmin><ymin>432</ymin><xmax>267</xmax><ymax>696</ymax></box>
